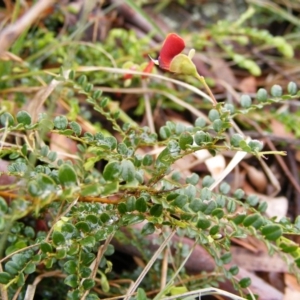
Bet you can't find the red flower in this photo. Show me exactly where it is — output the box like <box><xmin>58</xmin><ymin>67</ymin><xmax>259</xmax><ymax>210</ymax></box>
<box><xmin>152</xmin><ymin>33</ymin><xmax>198</xmax><ymax>76</ymax></box>
<box><xmin>158</xmin><ymin>33</ymin><xmax>185</xmax><ymax>70</ymax></box>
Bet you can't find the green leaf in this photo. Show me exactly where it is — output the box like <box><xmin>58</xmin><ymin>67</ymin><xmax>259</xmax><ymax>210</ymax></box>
<box><xmin>102</xmin><ymin>181</ymin><xmax>119</xmax><ymax>195</ymax></box>
<box><xmin>58</xmin><ymin>164</ymin><xmax>77</xmax><ymax>186</ymax></box>
<box><xmin>81</xmin><ymin>183</ymin><xmax>101</xmax><ymax>196</ymax></box>
<box><xmin>212</xmin><ymin>119</ymin><xmax>223</xmax><ymax>132</ymax></box>
<box><xmin>75</xmin><ymin>221</ymin><xmax>90</xmax><ymax>233</ymax></box>
<box><xmin>258</xmin><ymin>201</ymin><xmax>268</xmax><ymax>213</ymax></box>
<box><xmin>143</xmin><ymin>154</ymin><xmax>153</xmax><ymax>166</ymax></box>
<box><xmin>246</xmin><ymin>195</ymin><xmax>259</xmax><ymax>206</ymax></box>
<box><xmin>141</xmin><ymin>222</ymin><xmax>155</xmax><ymax>235</ymax></box>
<box><xmin>118</xmin><ymin>203</ymin><xmax>127</xmax><ymax>214</ymax></box>
<box><xmin>24</xmin><ymin>262</ymin><xmax>36</xmax><ymax>274</ymax></box>
<box><xmin>159</xmin><ymin>126</ymin><xmax>171</xmax><ymax>139</ymax></box>
<box><xmin>79</xmin><ymin>266</ymin><xmax>92</xmax><ymax>278</ymax></box>
<box><xmin>174</xmin><ymin>194</ymin><xmax>188</xmax><ymax>209</ymax></box>
<box><xmin>229</xmin><ymin>265</ymin><xmax>239</xmax><ymax>275</ymax></box>
<box><xmin>270</xmin><ymin>84</ymin><xmax>282</xmax><ymax>97</ymax></box>
<box><xmin>208</xmin><ymin>109</ymin><xmax>220</xmax><ymax>121</ymax></box>
<box><xmin>101</xmin><ymin>273</ymin><xmax>110</xmax><ymax>292</ymax></box>
<box><xmin>54</xmin><ymin>115</ymin><xmax>68</xmax><ymax>130</ymax></box>
<box><xmin>16</xmin><ymin>111</ymin><xmax>31</xmax><ymax>125</ymax></box>
<box><xmin>126</xmin><ymin>196</ymin><xmax>136</xmax><ymax>212</ymax></box>
<box><xmin>295</xmin><ymin>215</ymin><xmax>300</xmax><ymax>230</ymax></box>
<box><xmin>240</xmin><ymin>94</ymin><xmax>252</xmax><ymax>108</ymax></box>
<box><xmin>80</xmin><ymin>236</ymin><xmax>96</xmax><ymax>248</ymax></box>
<box><xmin>189</xmin><ymin>199</ymin><xmax>202</xmax><ymax>212</ymax></box>
<box><xmin>261</xmin><ymin>224</ymin><xmax>282</xmax><ymax>241</ymax></box>
<box><xmin>150</xmin><ymin>204</ymin><xmax>163</xmax><ymax>217</ymax></box>
<box><xmin>221</xmin><ymin>252</ymin><xmax>232</xmax><ymax>264</ymax></box>
<box><xmin>230</xmin><ymin>134</ymin><xmax>244</xmax><ymax>147</ymax></box>
<box><xmin>212</xmin><ymin>208</ymin><xmax>224</xmax><ymax>219</ymax></box>
<box><xmin>227</xmin><ymin>199</ymin><xmax>236</xmax><ymax>213</ymax></box>
<box><xmin>243</xmin><ymin>214</ymin><xmax>263</xmax><ymax>229</ymax></box>
<box><xmin>83</xmin><ymin>278</ymin><xmax>95</xmax><ymax>290</ymax></box>
<box><xmin>186</xmin><ymin>173</ymin><xmax>199</xmax><ymax>185</ymax></box>
<box><xmin>209</xmin><ymin>225</ymin><xmax>219</xmax><ymax>235</ymax></box>
<box><xmin>248</xmin><ymin>140</ymin><xmax>263</xmax><ymax>152</ymax></box>
<box><xmin>0</xmin><ymin>112</ymin><xmax>14</xmax><ymax>126</ymax></box>
<box><xmin>232</xmin><ymin>214</ymin><xmax>246</xmax><ymax>225</ymax></box>
<box><xmin>92</xmin><ymin>89</ymin><xmax>102</xmax><ymax>99</ymax></box>
<box><xmin>121</xmin><ymin>214</ymin><xmax>144</xmax><ymax>226</ymax></box>
<box><xmin>195</xmin><ymin>117</ymin><xmax>206</xmax><ymax>128</ymax></box>
<box><xmin>45</xmin><ymin>257</ymin><xmax>55</xmax><ymax>269</ymax></box>
<box><xmin>179</xmin><ymin>131</ymin><xmax>193</xmax><ymax>150</ymax></box>
<box><xmin>77</xmin><ymin>75</ymin><xmax>87</xmax><ymax>86</ymax></box>
<box><xmin>64</xmin><ymin>260</ymin><xmax>77</xmax><ymax>274</ymax></box>
<box><xmin>287</xmin><ymin>81</ymin><xmax>297</xmax><ymax>95</ymax></box>
<box><xmin>52</xmin><ymin>231</ymin><xmax>66</xmax><ymax>246</ymax></box>
<box><xmin>279</xmin><ymin>242</ymin><xmax>298</xmax><ymax>254</ymax></box>
<box><xmin>135</xmin><ymin>197</ymin><xmax>148</xmax><ymax>212</ymax></box>
<box><xmin>0</xmin><ymin>196</ymin><xmax>8</xmax><ymax>213</ymax></box>
<box><xmin>16</xmin><ymin>272</ymin><xmax>25</xmax><ymax>287</ymax></box>
<box><xmin>219</xmin><ymin>182</ymin><xmax>230</xmax><ymax>194</ymax></box>
<box><xmin>234</xmin><ymin>189</ymin><xmax>245</xmax><ymax>199</ymax></box>
<box><xmin>120</xmin><ymin>160</ymin><xmax>136</xmax><ymax>182</ymax></box>
<box><xmin>0</xmin><ymin>272</ymin><xmax>11</xmax><ymax>284</ymax></box>
<box><xmin>202</xmin><ymin>175</ymin><xmax>214</xmax><ymax>187</ymax></box>
<box><xmin>196</xmin><ymin>218</ymin><xmax>211</xmax><ymax>229</ymax></box>
<box><xmin>69</xmin><ymin>121</ymin><xmax>82</xmax><ymax>136</ymax></box>
<box><xmin>61</xmin><ymin>223</ymin><xmax>77</xmax><ymax>238</ymax></box>
<box><xmin>56</xmin><ymin>248</ymin><xmax>67</xmax><ymax>259</ymax></box>
<box><xmin>194</xmin><ymin>131</ymin><xmax>212</xmax><ymax>145</ymax></box>
<box><xmin>136</xmin><ymin>288</ymin><xmax>148</xmax><ymax>300</ymax></box>
<box><xmin>81</xmin><ymin>252</ymin><xmax>95</xmax><ymax>266</ymax></box>
<box><xmin>256</xmin><ymin>88</ymin><xmax>268</xmax><ymax>102</ymax></box>
<box><xmin>64</xmin><ymin>274</ymin><xmax>78</xmax><ymax>288</ymax></box>
<box><xmin>202</xmin><ymin>201</ymin><xmax>217</xmax><ymax>215</ymax></box>
<box><xmin>5</xmin><ymin>261</ymin><xmax>19</xmax><ymax>275</ymax></box>
<box><xmin>239</xmin><ymin>277</ymin><xmax>251</xmax><ymax>288</ymax></box>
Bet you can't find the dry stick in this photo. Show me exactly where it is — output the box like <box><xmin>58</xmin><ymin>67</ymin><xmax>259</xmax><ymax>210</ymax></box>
<box><xmin>160</xmin><ymin>287</ymin><xmax>248</xmax><ymax>300</ymax></box>
<box><xmin>98</xmin><ymin>86</ymin><xmax>209</xmax><ymax>121</ymax></box>
<box><xmin>76</xmin><ymin>66</ymin><xmax>214</xmax><ymax>104</ymax></box>
<box><xmin>153</xmin><ymin>239</ymin><xmax>199</xmax><ymax>300</ymax></box>
<box><xmin>160</xmin><ymin>248</ymin><xmax>169</xmax><ymax>290</ymax></box>
<box><xmin>141</xmin><ymin>80</ymin><xmax>155</xmax><ymax>133</ymax></box>
<box><xmin>24</xmin><ymin>271</ymin><xmax>64</xmax><ymax>300</ymax></box>
<box><xmin>123</xmin><ymin>229</ymin><xmax>176</xmax><ymax>300</ymax></box>
<box><xmin>81</xmin><ymin>234</ymin><xmax>115</xmax><ymax>300</ymax></box>
<box><xmin>0</xmin><ymin>0</ymin><xmax>57</xmax><ymax>54</ymax></box>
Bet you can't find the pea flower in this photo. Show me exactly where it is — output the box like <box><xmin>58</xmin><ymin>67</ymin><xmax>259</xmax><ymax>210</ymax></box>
<box><xmin>151</xmin><ymin>33</ymin><xmax>198</xmax><ymax>76</ymax></box>
<box><xmin>152</xmin><ymin>33</ymin><xmax>217</xmax><ymax>105</ymax></box>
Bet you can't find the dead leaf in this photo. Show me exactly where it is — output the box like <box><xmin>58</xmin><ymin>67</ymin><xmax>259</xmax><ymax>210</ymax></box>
<box><xmin>239</xmin><ymin>76</ymin><xmax>257</xmax><ymax>93</ymax></box>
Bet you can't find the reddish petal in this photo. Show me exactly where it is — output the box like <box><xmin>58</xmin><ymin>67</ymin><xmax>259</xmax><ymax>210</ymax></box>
<box><xmin>141</xmin><ymin>60</ymin><xmax>155</xmax><ymax>78</ymax></box>
<box><xmin>158</xmin><ymin>33</ymin><xmax>185</xmax><ymax>70</ymax></box>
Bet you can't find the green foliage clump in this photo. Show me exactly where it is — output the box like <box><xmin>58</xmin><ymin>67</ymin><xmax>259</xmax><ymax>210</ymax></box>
<box><xmin>0</xmin><ymin>68</ymin><xmax>300</xmax><ymax>299</ymax></box>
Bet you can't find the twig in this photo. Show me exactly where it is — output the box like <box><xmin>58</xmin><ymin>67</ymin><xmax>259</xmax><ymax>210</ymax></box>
<box><xmin>123</xmin><ymin>229</ymin><xmax>176</xmax><ymax>300</ymax></box>
<box><xmin>154</xmin><ymin>239</ymin><xmax>198</xmax><ymax>300</ymax></box>
<box><xmin>160</xmin><ymin>287</ymin><xmax>248</xmax><ymax>300</ymax></box>
<box><xmin>81</xmin><ymin>234</ymin><xmax>114</xmax><ymax>300</ymax></box>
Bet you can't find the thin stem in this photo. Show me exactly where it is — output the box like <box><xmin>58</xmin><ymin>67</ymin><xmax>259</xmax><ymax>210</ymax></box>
<box><xmin>196</xmin><ymin>74</ymin><xmax>218</xmax><ymax>106</ymax></box>
<box><xmin>81</xmin><ymin>234</ymin><xmax>114</xmax><ymax>300</ymax></box>
<box><xmin>153</xmin><ymin>239</ymin><xmax>198</xmax><ymax>300</ymax></box>
<box><xmin>123</xmin><ymin>229</ymin><xmax>176</xmax><ymax>300</ymax></box>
